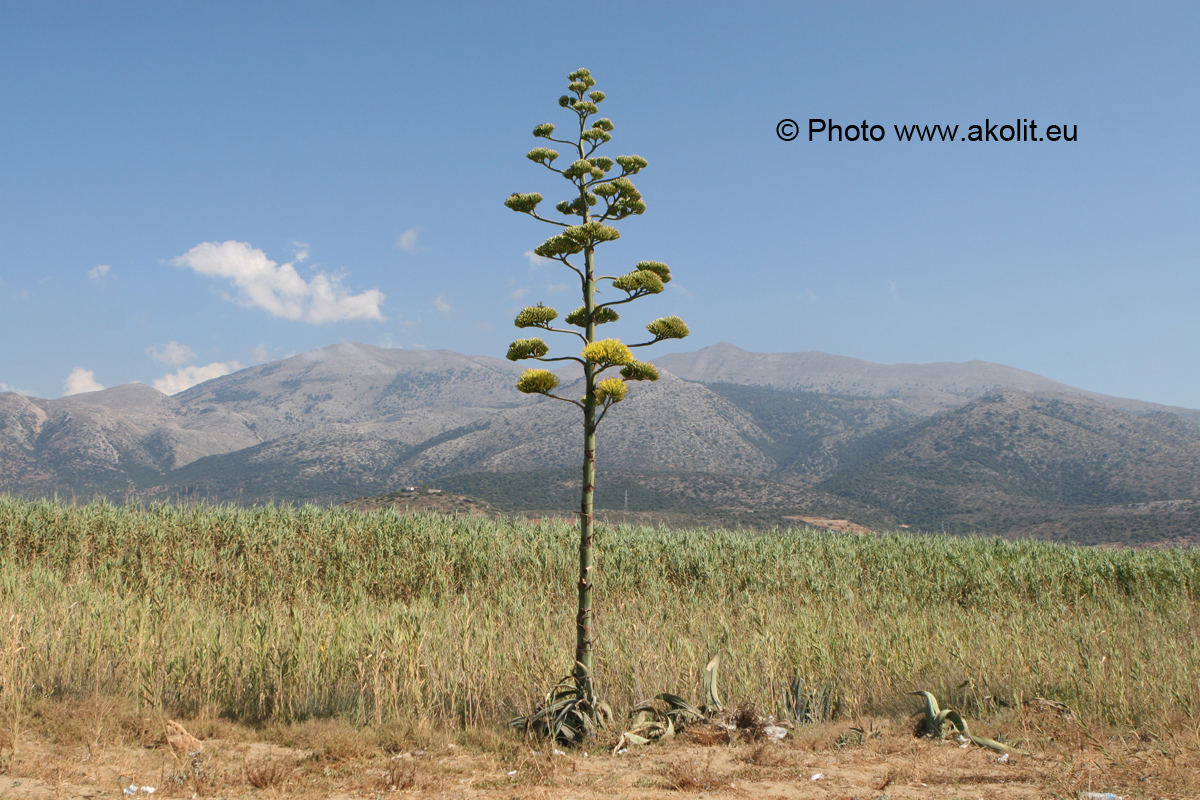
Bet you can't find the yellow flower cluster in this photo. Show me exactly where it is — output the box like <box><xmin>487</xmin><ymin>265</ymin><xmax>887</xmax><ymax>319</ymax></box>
<box><xmin>594</xmin><ymin>378</ymin><xmax>628</xmax><ymax>404</ymax></box>
<box><xmin>515</xmin><ymin>369</ymin><xmax>560</xmax><ymax>394</ymax></box>
<box><xmin>514</xmin><ymin>305</ymin><xmax>558</xmax><ymax>328</ymax></box>
<box><xmin>580</xmin><ymin>338</ymin><xmax>634</xmax><ymax>366</ymax></box>
<box><xmin>506</xmin><ymin>338</ymin><xmax>549</xmax><ymax>361</ymax></box>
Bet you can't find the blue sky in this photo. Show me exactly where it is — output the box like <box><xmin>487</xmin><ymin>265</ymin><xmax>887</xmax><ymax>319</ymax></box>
<box><xmin>2</xmin><ymin>2</ymin><xmax>1198</xmax><ymax>407</ymax></box>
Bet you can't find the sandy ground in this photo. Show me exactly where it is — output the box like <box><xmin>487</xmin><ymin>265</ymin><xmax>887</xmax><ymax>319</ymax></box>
<box><xmin>3</xmin><ymin>709</ymin><xmax>1180</xmax><ymax>800</ymax></box>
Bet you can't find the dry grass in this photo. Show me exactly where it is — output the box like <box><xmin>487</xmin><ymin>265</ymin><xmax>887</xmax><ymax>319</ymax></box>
<box><xmin>0</xmin><ymin>700</ymin><xmax>1197</xmax><ymax>797</ymax></box>
<box><xmin>24</xmin><ymin>696</ymin><xmax>161</xmax><ymax>751</ymax></box>
<box><xmin>0</xmin><ymin>726</ymin><xmax>11</xmax><ymax>775</ymax></box>
<box><xmin>739</xmin><ymin>740</ymin><xmax>798</xmax><ymax>768</ymax></box>
<box><xmin>380</xmin><ymin>756</ymin><xmax>418</xmax><ymax>790</ymax></box>
<box><xmin>264</xmin><ymin>717</ymin><xmax>371</xmax><ymax>762</ymax></box>
<box><xmin>658</xmin><ymin>751</ymin><xmax>719</xmax><ymax>791</ymax></box>
<box><xmin>5</xmin><ymin>494</ymin><xmax>1190</xmax><ymax>730</ymax></box>
<box><xmin>245</xmin><ymin>756</ymin><xmax>294</xmax><ymax>789</ymax></box>
<box><xmin>0</xmin><ymin>496</ymin><xmax>1199</xmax><ymax>796</ymax></box>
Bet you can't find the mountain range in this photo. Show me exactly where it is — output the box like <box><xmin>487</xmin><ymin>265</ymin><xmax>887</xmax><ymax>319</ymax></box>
<box><xmin>2</xmin><ymin>342</ymin><xmax>1197</xmax><ymax>545</ymax></box>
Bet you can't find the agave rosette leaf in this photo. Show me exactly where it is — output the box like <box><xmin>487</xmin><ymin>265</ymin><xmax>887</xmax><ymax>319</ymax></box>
<box><xmin>703</xmin><ymin>652</ymin><xmax>724</xmax><ymax>713</ymax></box>
<box><xmin>654</xmin><ymin>692</ymin><xmax>704</xmax><ymax>723</ymax></box>
<box><xmin>909</xmin><ymin>691</ymin><xmax>1027</xmax><ymax>755</ymax></box>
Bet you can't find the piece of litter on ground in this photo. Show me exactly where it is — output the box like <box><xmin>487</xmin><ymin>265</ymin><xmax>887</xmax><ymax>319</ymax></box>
<box><xmin>616</xmin><ymin>748</ymin><xmax>629</xmax><ymax>755</ymax></box>
<box><xmin>553</xmin><ymin>749</ymin><xmax>566</xmax><ymax>756</ymax></box>
<box><xmin>763</xmin><ymin>725</ymin><xmax>788</xmax><ymax>740</ymax></box>
<box><xmin>810</xmin><ymin>773</ymin><xmax>824</xmax><ymax>781</ymax></box>
<box><xmin>996</xmin><ymin>752</ymin><xmax>1009</xmax><ymax>763</ymax></box>
<box><xmin>507</xmin><ymin>770</ymin><xmax>517</xmax><ymax>776</ymax></box>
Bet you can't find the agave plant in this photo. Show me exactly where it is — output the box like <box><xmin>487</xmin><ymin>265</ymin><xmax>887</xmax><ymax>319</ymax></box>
<box><xmin>508</xmin><ymin>673</ymin><xmax>614</xmax><ymax>744</ymax></box>
<box><xmin>503</xmin><ymin>68</ymin><xmax>690</xmax><ymax>741</ymax></box>
<box><xmin>609</xmin><ymin>653</ymin><xmax>723</xmax><ymax>753</ymax></box>
<box><xmin>910</xmin><ymin>690</ymin><xmax>1027</xmax><ymax>755</ymax></box>
<box><xmin>786</xmin><ymin>676</ymin><xmax>836</xmax><ymax>723</ymax></box>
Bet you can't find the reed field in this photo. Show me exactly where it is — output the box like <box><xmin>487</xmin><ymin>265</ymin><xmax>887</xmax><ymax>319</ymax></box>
<box><xmin>1</xmin><ymin>494</ymin><xmax>1198</xmax><ymax>734</ymax></box>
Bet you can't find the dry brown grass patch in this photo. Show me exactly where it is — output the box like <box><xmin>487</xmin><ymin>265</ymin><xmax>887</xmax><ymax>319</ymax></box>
<box><xmin>25</xmin><ymin>696</ymin><xmax>160</xmax><ymax>750</ymax></box>
<box><xmin>657</xmin><ymin>751</ymin><xmax>720</xmax><ymax>792</ymax></box>
<box><xmin>175</xmin><ymin>713</ymin><xmax>253</xmax><ymax>743</ymax></box>
<box><xmin>679</xmin><ymin>724</ymin><xmax>728</xmax><ymax>746</ymax></box>
<box><xmin>245</xmin><ymin>756</ymin><xmax>295</xmax><ymax>789</ymax></box>
<box><xmin>0</xmin><ymin>738</ymin><xmax>11</xmax><ymax>775</ymax></box>
<box><xmin>658</xmin><ymin>762</ymin><xmax>709</xmax><ymax>791</ymax></box>
<box><xmin>8</xmin><ymin>699</ymin><xmax>1200</xmax><ymax>799</ymax></box>
<box><xmin>374</xmin><ymin>718</ymin><xmax>437</xmax><ymax>754</ymax></box>
<box><xmin>1040</xmin><ymin>723</ymin><xmax>1200</xmax><ymax>799</ymax></box>
<box><xmin>738</xmin><ymin>740</ymin><xmax>795</xmax><ymax>768</ymax></box>
<box><xmin>379</xmin><ymin>756</ymin><xmax>418</xmax><ymax>790</ymax></box>
<box><xmin>266</xmin><ymin>717</ymin><xmax>372</xmax><ymax>762</ymax></box>
<box><xmin>515</xmin><ymin>744</ymin><xmax>575</xmax><ymax>785</ymax></box>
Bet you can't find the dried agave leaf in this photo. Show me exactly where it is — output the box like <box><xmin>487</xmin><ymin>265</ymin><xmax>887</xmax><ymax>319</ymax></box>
<box><xmin>655</xmin><ymin>692</ymin><xmax>703</xmax><ymax>722</ymax></box>
<box><xmin>703</xmin><ymin>652</ymin><xmax>723</xmax><ymax>713</ymax></box>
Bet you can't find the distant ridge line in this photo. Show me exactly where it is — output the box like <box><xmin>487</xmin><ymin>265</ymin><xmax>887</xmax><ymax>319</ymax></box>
<box><xmin>653</xmin><ymin>342</ymin><xmax>1200</xmax><ymax>420</ymax></box>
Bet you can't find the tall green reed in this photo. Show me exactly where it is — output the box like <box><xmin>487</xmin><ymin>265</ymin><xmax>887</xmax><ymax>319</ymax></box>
<box><xmin>0</xmin><ymin>496</ymin><xmax>1196</xmax><ymax>728</ymax></box>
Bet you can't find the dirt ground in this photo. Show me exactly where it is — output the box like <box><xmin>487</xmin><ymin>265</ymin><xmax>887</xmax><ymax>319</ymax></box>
<box><xmin>0</xmin><ymin>706</ymin><xmax>1192</xmax><ymax>800</ymax></box>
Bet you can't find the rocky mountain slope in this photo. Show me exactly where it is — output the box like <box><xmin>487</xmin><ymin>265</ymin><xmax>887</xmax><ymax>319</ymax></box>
<box><xmin>657</xmin><ymin>343</ymin><xmax>1200</xmax><ymax>420</ymax></box>
<box><xmin>176</xmin><ymin>342</ymin><xmax>532</xmax><ymax>440</ymax></box>
<box><xmin>815</xmin><ymin>389</ymin><xmax>1200</xmax><ymax>541</ymax></box>
<box><xmin>3</xmin><ymin>341</ymin><xmax>1199</xmax><ymax>544</ymax></box>
<box><xmin>1</xmin><ymin>343</ymin><xmax>530</xmax><ymax>498</ymax></box>
<box><xmin>0</xmin><ymin>383</ymin><xmax>259</xmax><ymax>496</ymax></box>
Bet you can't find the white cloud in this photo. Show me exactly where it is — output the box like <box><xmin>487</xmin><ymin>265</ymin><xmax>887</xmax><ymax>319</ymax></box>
<box><xmin>525</xmin><ymin>250</ymin><xmax>552</xmax><ymax>269</ymax></box>
<box><xmin>290</xmin><ymin>241</ymin><xmax>310</xmax><ymax>262</ymax></box>
<box><xmin>432</xmin><ymin>293</ymin><xmax>452</xmax><ymax>314</ymax></box>
<box><xmin>0</xmin><ymin>382</ymin><xmax>33</xmax><ymax>395</ymax></box>
<box><xmin>152</xmin><ymin>361</ymin><xmax>242</xmax><ymax>395</ymax></box>
<box><xmin>89</xmin><ymin>264</ymin><xmax>110</xmax><ymax>282</ymax></box>
<box><xmin>250</xmin><ymin>344</ymin><xmax>271</xmax><ymax>362</ymax></box>
<box><xmin>145</xmin><ymin>341</ymin><xmax>195</xmax><ymax>367</ymax></box>
<box><xmin>546</xmin><ymin>282</ymin><xmax>570</xmax><ymax>293</ymax></box>
<box><xmin>396</xmin><ymin>228</ymin><xmax>421</xmax><ymax>251</ymax></box>
<box><xmin>172</xmin><ymin>241</ymin><xmax>385</xmax><ymax>324</ymax></box>
<box><xmin>510</xmin><ymin>288</ymin><xmax>530</xmax><ymax>300</ymax></box>
<box><xmin>64</xmin><ymin>368</ymin><xmax>104</xmax><ymax>396</ymax></box>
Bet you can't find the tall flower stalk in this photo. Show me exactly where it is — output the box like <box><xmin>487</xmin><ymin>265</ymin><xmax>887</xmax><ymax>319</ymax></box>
<box><xmin>504</xmin><ymin>68</ymin><xmax>689</xmax><ymax>736</ymax></box>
